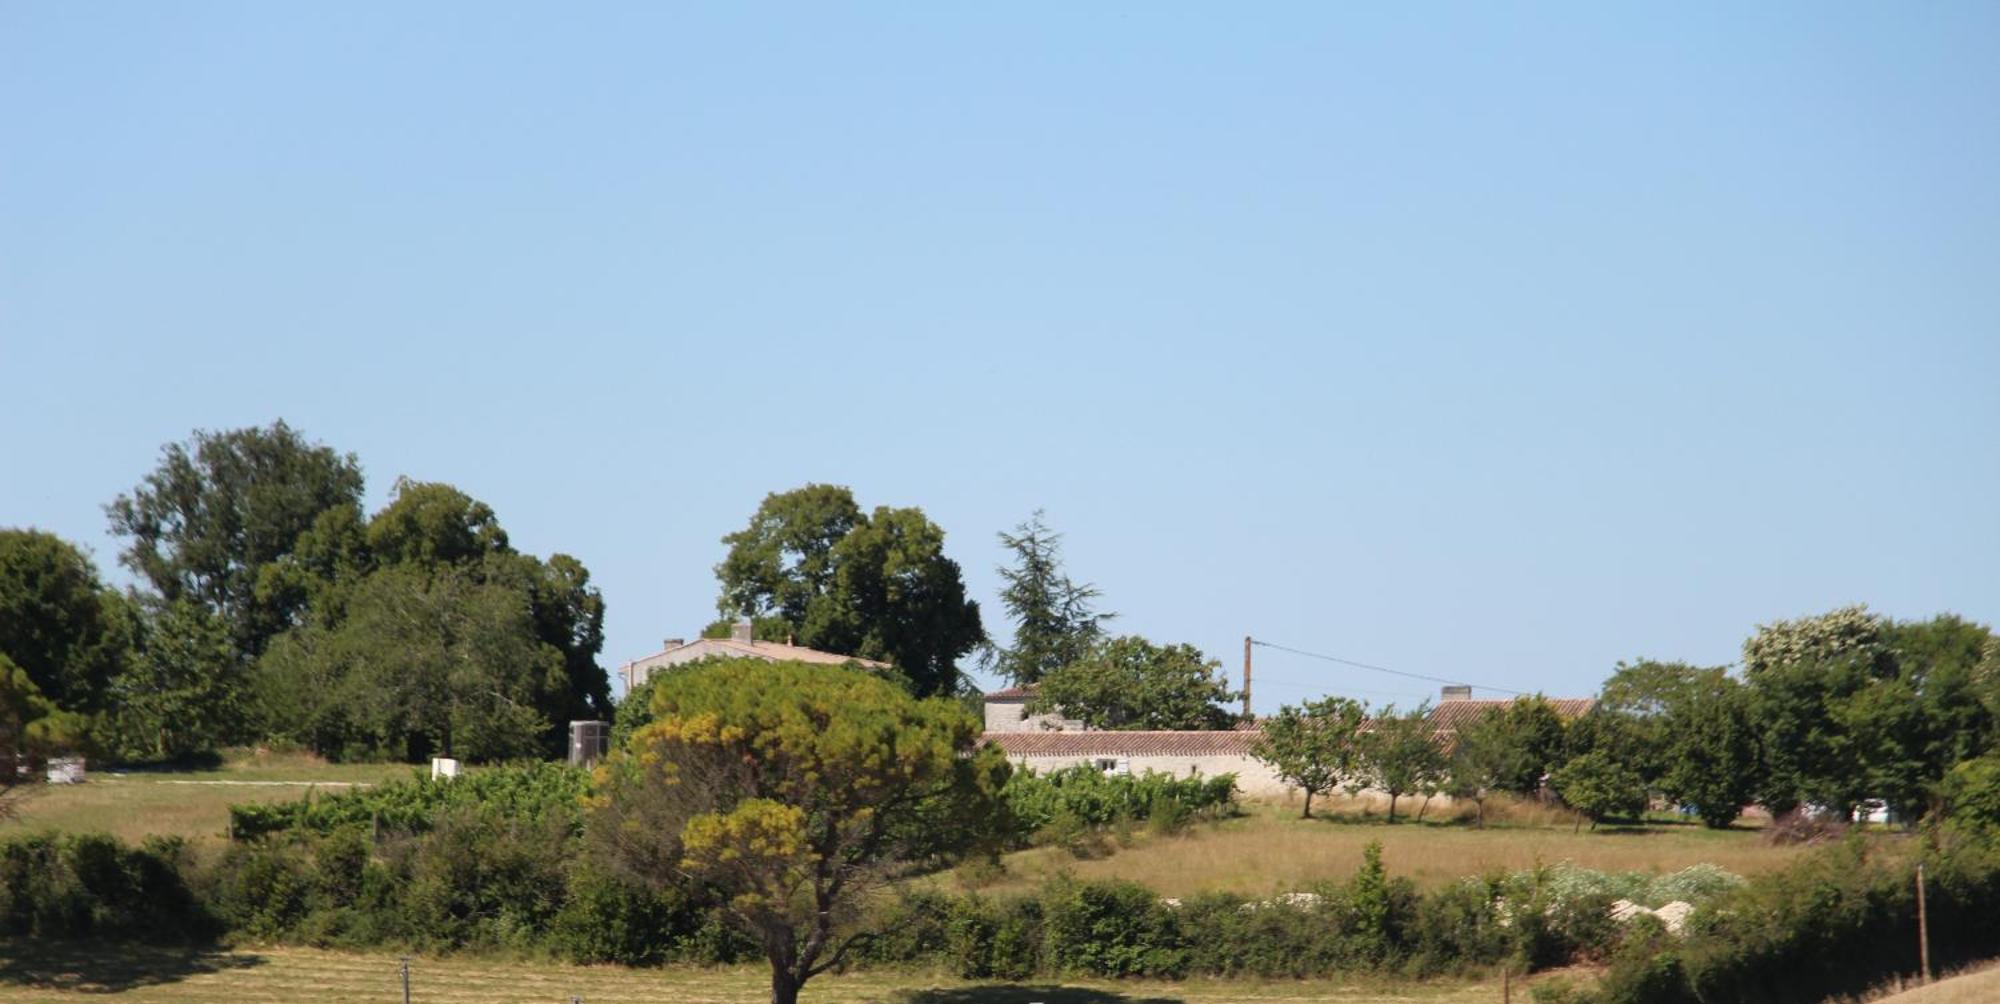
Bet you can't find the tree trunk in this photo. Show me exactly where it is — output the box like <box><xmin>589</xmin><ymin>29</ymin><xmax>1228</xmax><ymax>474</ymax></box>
<box><xmin>1302</xmin><ymin>789</ymin><xmax>1314</xmax><ymax>819</ymax></box>
<box><xmin>769</xmin><ymin>963</ymin><xmax>801</xmax><ymax>1004</ymax></box>
<box><xmin>1475</xmin><ymin>797</ymin><xmax>1486</xmax><ymax>829</ymax></box>
<box><xmin>1416</xmin><ymin>795</ymin><xmax>1433</xmax><ymax>823</ymax></box>
<box><xmin>1387</xmin><ymin>793</ymin><xmax>1399</xmax><ymax>822</ymax></box>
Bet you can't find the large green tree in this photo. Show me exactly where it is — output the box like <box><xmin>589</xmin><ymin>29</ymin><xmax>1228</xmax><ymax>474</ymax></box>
<box><xmin>112</xmin><ymin>598</ymin><xmax>243</xmax><ymax>760</ymax></box>
<box><xmin>984</xmin><ymin>511</ymin><xmax>1112</xmax><ymax>688</ymax></box>
<box><xmin>256</xmin><ymin>564</ymin><xmax>567</xmax><ymax>761</ymax></box>
<box><xmin>252</xmin><ymin>478</ymin><xmax>612</xmax><ymax>756</ymax></box>
<box><xmin>107</xmin><ymin>421</ymin><xmax>365</xmax><ymax>659</ymax></box>
<box><xmin>1026</xmin><ymin>635</ymin><xmax>1240</xmax><ymax>731</ymax></box>
<box><xmin>1481</xmin><ymin>696</ymin><xmax>1572</xmax><ymax>795</ymax></box>
<box><xmin>0</xmin><ymin>529</ymin><xmax>135</xmax><ymax>714</ymax></box>
<box><xmin>1737</xmin><ymin>606</ymin><xmax>1990</xmax><ymax>821</ymax></box>
<box><xmin>590</xmin><ymin>660</ymin><xmax>1009</xmax><ymax>1004</ymax></box>
<box><xmin>1658</xmin><ymin>671</ymin><xmax>1759</xmax><ymax>828</ymax></box>
<box><xmin>715</xmin><ymin>486</ymin><xmax>983</xmax><ymax>697</ymax></box>
<box><xmin>1250</xmin><ymin>696</ymin><xmax>1365</xmax><ymax>818</ymax></box>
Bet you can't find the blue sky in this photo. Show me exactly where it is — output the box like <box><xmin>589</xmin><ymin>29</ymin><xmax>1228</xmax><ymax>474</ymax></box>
<box><xmin>4</xmin><ymin>3</ymin><xmax>1996</xmax><ymax>711</ymax></box>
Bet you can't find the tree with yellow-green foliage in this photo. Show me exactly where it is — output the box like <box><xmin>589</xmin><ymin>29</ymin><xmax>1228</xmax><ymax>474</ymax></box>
<box><xmin>589</xmin><ymin>659</ymin><xmax>1009</xmax><ymax>1004</ymax></box>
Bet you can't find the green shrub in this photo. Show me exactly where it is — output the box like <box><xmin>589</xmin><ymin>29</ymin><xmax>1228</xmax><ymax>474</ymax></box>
<box><xmin>229</xmin><ymin>762</ymin><xmax>588</xmax><ymax>840</ymax></box>
<box><xmin>0</xmin><ymin>833</ymin><xmax>211</xmax><ymax>942</ymax></box>
<box><xmin>548</xmin><ymin>863</ymin><xmax>701</xmax><ymax>966</ymax></box>
<box><xmin>1041</xmin><ymin>878</ymin><xmax>1186</xmax><ymax>978</ymax></box>
<box><xmin>1004</xmin><ymin>766</ymin><xmax>1235</xmax><ymax>843</ymax></box>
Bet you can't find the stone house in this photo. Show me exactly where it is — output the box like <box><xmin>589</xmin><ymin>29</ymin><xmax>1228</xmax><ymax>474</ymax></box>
<box><xmin>617</xmin><ymin>621</ymin><xmax>891</xmax><ymax>693</ymax></box>
<box><xmin>979</xmin><ymin>685</ymin><xmax>1596</xmax><ymax>801</ymax></box>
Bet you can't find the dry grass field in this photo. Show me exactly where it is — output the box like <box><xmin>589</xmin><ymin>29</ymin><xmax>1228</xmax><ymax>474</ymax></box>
<box><xmin>963</xmin><ymin>798</ymin><xmax>1804</xmax><ymax>899</ymax></box>
<box><xmin>1865</xmin><ymin>963</ymin><xmax>2000</xmax><ymax>1004</ymax></box>
<box><xmin>0</xmin><ymin>943</ymin><xmax>1542</xmax><ymax>1004</ymax></box>
<box><xmin>0</xmin><ymin>752</ymin><xmax>412</xmax><ymax>845</ymax></box>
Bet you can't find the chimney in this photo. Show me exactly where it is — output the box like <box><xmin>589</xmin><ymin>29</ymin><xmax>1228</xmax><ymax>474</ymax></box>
<box><xmin>1441</xmin><ymin>684</ymin><xmax>1473</xmax><ymax>701</ymax></box>
<box><xmin>731</xmin><ymin>620</ymin><xmax>754</xmax><ymax>643</ymax></box>
<box><xmin>662</xmin><ymin>638</ymin><xmax>684</xmax><ymax>651</ymax></box>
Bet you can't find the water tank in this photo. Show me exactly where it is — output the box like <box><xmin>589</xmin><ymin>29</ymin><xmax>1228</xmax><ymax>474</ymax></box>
<box><xmin>569</xmin><ymin>720</ymin><xmax>610</xmax><ymax>768</ymax></box>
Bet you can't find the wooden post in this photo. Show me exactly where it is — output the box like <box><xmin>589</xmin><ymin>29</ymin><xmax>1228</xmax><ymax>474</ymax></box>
<box><xmin>1243</xmin><ymin>636</ymin><xmax>1253</xmax><ymax>720</ymax></box>
<box><xmin>1503</xmin><ymin>965</ymin><xmax>1512</xmax><ymax>1003</ymax></box>
<box><xmin>1917</xmin><ymin>862</ymin><xmax>1932</xmax><ymax>985</ymax></box>
<box><xmin>400</xmin><ymin>956</ymin><xmax>411</xmax><ymax>1004</ymax></box>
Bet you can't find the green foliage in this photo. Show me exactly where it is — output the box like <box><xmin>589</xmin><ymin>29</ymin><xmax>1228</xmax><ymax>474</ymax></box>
<box><xmin>713</xmin><ymin>486</ymin><xmax>984</xmax><ymax>697</ymax></box>
<box><xmin>1003</xmin><ymin>764</ymin><xmax>1236</xmax><ymax>841</ymax></box>
<box><xmin>254</xmin><ymin>564</ymin><xmax>568</xmax><ymax>761</ymax></box>
<box><xmin>1659</xmin><ymin>674</ymin><xmax>1757</xmax><ymax>828</ymax></box>
<box><xmin>1483</xmin><ymin>696</ymin><xmax>1573</xmax><ymax>795</ymax></box>
<box><xmin>1352</xmin><ymin>704</ymin><xmax>1448</xmax><ymax>821</ymax></box>
<box><xmin>0</xmin><ymin>833</ymin><xmax>211</xmax><ymax>942</ymax></box>
<box><xmin>0</xmin><ymin>528</ymin><xmax>135</xmax><ymax>715</ymax></box>
<box><xmin>107</xmin><ymin>420</ymin><xmax>366</xmax><ymax>660</ymax></box>
<box><xmin>1940</xmin><ymin>752</ymin><xmax>2000</xmax><ymax>829</ymax></box>
<box><xmin>112</xmin><ymin>598</ymin><xmax>245</xmax><ymax>759</ymax></box>
<box><xmin>1251</xmin><ymin>695</ymin><xmax>1365</xmax><ymax>818</ymax></box>
<box><xmin>1742</xmin><ymin>607</ymin><xmax>1996</xmax><ymax>822</ymax></box>
<box><xmin>1550</xmin><ymin>749</ymin><xmax>1648</xmax><ymax>829</ymax></box>
<box><xmin>592</xmin><ymin>659</ymin><xmax>1009</xmax><ymax>1004</ymax></box>
<box><xmin>984</xmin><ymin>510</ymin><xmax>1112</xmax><ymax>688</ymax></box>
<box><xmin>1443</xmin><ymin>707</ymin><xmax>1513</xmax><ymax>826</ymax></box>
<box><xmin>228</xmin><ymin>762</ymin><xmax>588</xmax><ymax>840</ymax></box>
<box><xmin>1041</xmin><ymin>877</ymin><xmax>1186</xmax><ymax>978</ymax></box>
<box><xmin>0</xmin><ymin>653</ymin><xmax>89</xmax><ymax>784</ymax></box>
<box><xmin>1585</xmin><ymin>835</ymin><xmax>2000</xmax><ymax>1004</ymax></box>
<box><xmin>1028</xmin><ymin>635</ymin><xmax>1240</xmax><ymax>731</ymax></box>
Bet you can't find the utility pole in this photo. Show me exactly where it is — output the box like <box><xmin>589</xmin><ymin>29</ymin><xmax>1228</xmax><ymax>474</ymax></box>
<box><xmin>1242</xmin><ymin>636</ymin><xmax>1253</xmax><ymax>720</ymax></box>
<box><xmin>1917</xmin><ymin>862</ymin><xmax>1932</xmax><ymax>984</ymax></box>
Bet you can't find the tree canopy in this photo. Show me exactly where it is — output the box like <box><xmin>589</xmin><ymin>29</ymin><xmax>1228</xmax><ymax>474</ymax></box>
<box><xmin>714</xmin><ymin>486</ymin><xmax>983</xmax><ymax>697</ymax></box>
<box><xmin>106</xmin><ymin>420</ymin><xmax>365</xmax><ymax>658</ymax></box>
<box><xmin>984</xmin><ymin>511</ymin><xmax>1111</xmax><ymax>688</ymax></box>
<box><xmin>590</xmin><ymin>659</ymin><xmax>1008</xmax><ymax>1004</ymax></box>
<box><xmin>1250</xmin><ymin>696</ymin><xmax>1365</xmax><ymax>818</ymax></box>
<box><xmin>252</xmin><ymin>478</ymin><xmax>610</xmax><ymax>760</ymax></box>
<box><xmin>1027</xmin><ymin>635</ymin><xmax>1240</xmax><ymax>731</ymax></box>
<box><xmin>1351</xmin><ymin>704</ymin><xmax>1447</xmax><ymax>822</ymax></box>
<box><xmin>0</xmin><ymin>528</ymin><xmax>134</xmax><ymax>715</ymax></box>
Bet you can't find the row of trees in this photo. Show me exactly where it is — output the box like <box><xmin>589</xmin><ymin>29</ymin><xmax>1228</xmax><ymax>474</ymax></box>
<box><xmin>0</xmin><ymin>421</ymin><xmax>612</xmax><ymax>765</ymax></box>
<box><xmin>1251</xmin><ymin>606</ymin><xmax>2000</xmax><ymax>830</ymax></box>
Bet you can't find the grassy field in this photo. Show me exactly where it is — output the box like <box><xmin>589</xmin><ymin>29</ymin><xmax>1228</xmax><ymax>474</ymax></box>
<box><xmin>960</xmin><ymin>798</ymin><xmax>1803</xmax><ymax>899</ymax></box>
<box><xmin>0</xmin><ymin>751</ymin><xmax>413</xmax><ymax>845</ymax></box>
<box><xmin>0</xmin><ymin>942</ymin><xmax>1553</xmax><ymax>1004</ymax></box>
<box><xmin>1868</xmin><ymin>963</ymin><xmax>2000</xmax><ymax>1004</ymax></box>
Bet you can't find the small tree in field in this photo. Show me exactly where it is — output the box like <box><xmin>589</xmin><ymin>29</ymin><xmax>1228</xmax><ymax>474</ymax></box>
<box><xmin>1352</xmin><ymin>704</ymin><xmax>1447</xmax><ymax>823</ymax></box>
<box><xmin>1251</xmin><ymin>696</ymin><xmax>1365</xmax><ymax>818</ymax></box>
<box><xmin>590</xmin><ymin>659</ymin><xmax>1009</xmax><ymax>1004</ymax></box>
<box><xmin>1443</xmin><ymin>708</ymin><xmax>1513</xmax><ymax>827</ymax></box>
<box><xmin>1550</xmin><ymin>749</ymin><xmax>1648</xmax><ymax>831</ymax></box>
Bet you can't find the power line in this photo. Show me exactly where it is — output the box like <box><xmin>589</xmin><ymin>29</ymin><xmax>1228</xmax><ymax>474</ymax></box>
<box><xmin>1249</xmin><ymin>638</ymin><xmax>1530</xmax><ymax>699</ymax></box>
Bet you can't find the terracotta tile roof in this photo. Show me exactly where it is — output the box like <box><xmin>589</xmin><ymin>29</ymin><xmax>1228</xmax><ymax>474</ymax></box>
<box><xmin>1425</xmin><ymin>697</ymin><xmax>1597</xmax><ymax>733</ymax></box>
<box><xmin>623</xmin><ymin>637</ymin><xmax>890</xmax><ymax>672</ymax></box>
<box><xmin>983</xmin><ymin>729</ymin><xmax>1264</xmax><ymax>757</ymax></box>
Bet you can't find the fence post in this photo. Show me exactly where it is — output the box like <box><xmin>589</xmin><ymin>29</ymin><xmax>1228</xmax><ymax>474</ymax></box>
<box><xmin>1917</xmin><ymin>863</ymin><xmax>1931</xmax><ymax>985</ymax></box>
<box><xmin>1503</xmin><ymin>965</ymin><xmax>1511</xmax><ymax>1003</ymax></box>
<box><xmin>400</xmin><ymin>956</ymin><xmax>411</xmax><ymax>1004</ymax></box>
